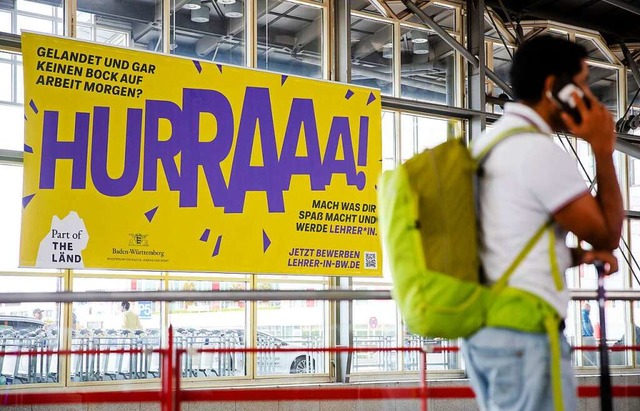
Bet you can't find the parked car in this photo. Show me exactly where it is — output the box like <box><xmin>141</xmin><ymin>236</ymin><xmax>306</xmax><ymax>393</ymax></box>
<box><xmin>172</xmin><ymin>328</ymin><xmax>322</xmax><ymax>375</ymax></box>
<box><xmin>0</xmin><ymin>315</ymin><xmax>45</xmax><ymax>332</ymax></box>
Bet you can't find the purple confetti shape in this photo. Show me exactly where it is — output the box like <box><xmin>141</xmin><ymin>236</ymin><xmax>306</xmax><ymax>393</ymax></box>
<box><xmin>281</xmin><ymin>75</ymin><xmax>288</xmax><ymax>86</ymax></box>
<box><xmin>24</xmin><ymin>144</ymin><xmax>33</xmax><ymax>153</ymax></box>
<box><xmin>216</xmin><ymin>64</ymin><xmax>223</xmax><ymax>73</ymax></box>
<box><xmin>145</xmin><ymin>206</ymin><xmax>159</xmax><ymax>222</ymax></box>
<box><xmin>262</xmin><ymin>230</ymin><xmax>271</xmax><ymax>253</ymax></box>
<box><xmin>366</xmin><ymin>92</ymin><xmax>376</xmax><ymax>105</ymax></box>
<box><xmin>212</xmin><ymin>235</ymin><xmax>222</xmax><ymax>257</ymax></box>
<box><xmin>192</xmin><ymin>60</ymin><xmax>202</xmax><ymax>73</ymax></box>
<box><xmin>22</xmin><ymin>194</ymin><xmax>35</xmax><ymax>209</ymax></box>
<box><xmin>29</xmin><ymin>100</ymin><xmax>38</xmax><ymax>114</ymax></box>
<box><xmin>345</xmin><ymin>90</ymin><xmax>354</xmax><ymax>100</ymax></box>
<box><xmin>24</xmin><ymin>114</ymin><xmax>27</xmax><ymax>121</ymax></box>
<box><xmin>200</xmin><ymin>228</ymin><xmax>211</xmax><ymax>242</ymax></box>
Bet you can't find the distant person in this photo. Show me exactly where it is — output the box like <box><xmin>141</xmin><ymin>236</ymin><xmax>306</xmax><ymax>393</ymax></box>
<box><xmin>581</xmin><ymin>302</ymin><xmax>597</xmax><ymax>366</ymax></box>
<box><xmin>581</xmin><ymin>302</ymin><xmax>594</xmax><ymax>337</ymax></box>
<box><xmin>121</xmin><ymin>301</ymin><xmax>143</xmax><ymax>331</ymax></box>
<box><xmin>32</xmin><ymin>308</ymin><xmax>44</xmax><ymax>321</ymax></box>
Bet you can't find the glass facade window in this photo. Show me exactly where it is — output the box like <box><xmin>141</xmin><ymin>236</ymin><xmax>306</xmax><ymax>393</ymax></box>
<box><xmin>15</xmin><ymin>0</ymin><xmax>64</xmax><ymax>35</ymax></box>
<box><xmin>169</xmin><ymin>278</ymin><xmax>248</xmax><ymax>378</ymax></box>
<box><xmin>1</xmin><ymin>0</ymin><xmax>64</xmax><ymax>150</ymax></box>
<box><xmin>630</xmin><ymin>159</ymin><xmax>640</xmax><ymax>210</ymax></box>
<box><xmin>352</xmin><ymin>281</ymin><xmax>397</xmax><ymax>373</ymax></box>
<box><xmin>0</xmin><ymin>275</ymin><xmax>62</xmax><ymax>384</ymax></box>
<box><xmin>76</xmin><ymin>0</ymin><xmax>162</xmax><ymax>50</ymax></box>
<box><xmin>350</xmin><ymin>15</ymin><xmax>392</xmax><ymax>95</ymax></box>
<box><xmin>257</xmin><ymin>0</ymin><xmax>323</xmax><ymax>78</ymax></box>
<box><xmin>255</xmin><ymin>277</ymin><xmax>328</xmax><ymax>375</ymax></box>
<box><xmin>70</xmin><ymin>277</ymin><xmax>162</xmax><ymax>381</ymax></box>
<box><xmin>588</xmin><ymin>65</ymin><xmax>618</xmax><ymax>116</ymax></box>
<box><xmin>0</xmin><ymin>164</ymin><xmax>24</xmax><ymax>270</ymax></box>
<box><xmin>629</xmin><ymin>220</ymin><xmax>640</xmax><ymax>289</ymax></box>
<box><xmin>489</xmin><ymin>42</ymin><xmax>512</xmax><ymax>96</ymax></box>
<box><xmin>400</xmin><ymin>113</ymin><xmax>456</xmax><ymax>163</ymax></box>
<box><xmin>381</xmin><ymin>110</ymin><xmax>395</xmax><ymax>171</ymax></box>
<box><xmin>576</xmin><ymin>35</ymin><xmax>612</xmax><ymax>64</ymax></box>
<box><xmin>399</xmin><ymin>26</ymin><xmax>455</xmax><ymax>105</ymax></box>
<box><xmin>171</xmin><ymin>0</ymin><xmax>245</xmax><ymax>66</ymax></box>
<box><xmin>575</xmin><ymin>139</ymin><xmax>596</xmax><ymax>183</ymax></box>
<box><xmin>627</xmin><ymin>71</ymin><xmax>639</xmax><ymax>134</ymax></box>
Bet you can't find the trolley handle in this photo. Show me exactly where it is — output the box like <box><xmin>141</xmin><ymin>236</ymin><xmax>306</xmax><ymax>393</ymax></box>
<box><xmin>594</xmin><ymin>259</ymin><xmax>612</xmax><ymax>411</ymax></box>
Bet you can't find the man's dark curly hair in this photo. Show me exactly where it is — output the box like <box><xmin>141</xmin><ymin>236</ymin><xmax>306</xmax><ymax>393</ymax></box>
<box><xmin>510</xmin><ymin>35</ymin><xmax>588</xmax><ymax>104</ymax></box>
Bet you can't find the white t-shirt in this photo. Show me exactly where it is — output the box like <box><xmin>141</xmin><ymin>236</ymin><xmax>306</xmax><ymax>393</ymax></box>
<box><xmin>471</xmin><ymin>103</ymin><xmax>589</xmax><ymax>318</ymax></box>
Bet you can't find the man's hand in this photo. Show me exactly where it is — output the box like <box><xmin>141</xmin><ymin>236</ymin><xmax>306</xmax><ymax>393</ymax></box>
<box><xmin>561</xmin><ymin>87</ymin><xmax>616</xmax><ymax>155</ymax></box>
<box><xmin>580</xmin><ymin>249</ymin><xmax>619</xmax><ymax>275</ymax></box>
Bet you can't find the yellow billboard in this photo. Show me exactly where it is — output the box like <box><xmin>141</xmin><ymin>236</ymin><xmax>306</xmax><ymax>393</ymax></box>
<box><xmin>19</xmin><ymin>33</ymin><xmax>382</xmax><ymax>276</ymax></box>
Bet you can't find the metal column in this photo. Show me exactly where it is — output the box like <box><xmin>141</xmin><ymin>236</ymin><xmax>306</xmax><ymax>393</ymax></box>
<box><xmin>466</xmin><ymin>0</ymin><xmax>486</xmax><ymax>139</ymax></box>
<box><xmin>332</xmin><ymin>0</ymin><xmax>353</xmax><ymax>383</ymax></box>
<box><xmin>333</xmin><ymin>0</ymin><xmax>351</xmax><ymax>82</ymax></box>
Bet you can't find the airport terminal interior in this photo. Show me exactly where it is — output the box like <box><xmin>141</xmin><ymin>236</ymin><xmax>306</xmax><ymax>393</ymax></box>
<box><xmin>2</xmin><ymin>0</ymin><xmax>640</xmax><ymax>409</ymax></box>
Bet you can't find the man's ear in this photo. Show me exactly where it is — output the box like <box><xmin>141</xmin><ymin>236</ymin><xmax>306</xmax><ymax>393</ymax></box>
<box><xmin>543</xmin><ymin>75</ymin><xmax>556</xmax><ymax>97</ymax></box>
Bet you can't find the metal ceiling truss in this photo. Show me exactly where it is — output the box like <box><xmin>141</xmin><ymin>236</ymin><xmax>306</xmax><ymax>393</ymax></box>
<box><xmin>401</xmin><ymin>0</ymin><xmax>514</xmax><ymax>97</ymax></box>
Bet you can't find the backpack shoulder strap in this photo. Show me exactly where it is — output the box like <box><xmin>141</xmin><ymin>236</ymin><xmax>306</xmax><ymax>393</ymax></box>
<box><xmin>473</xmin><ymin>125</ymin><xmax>541</xmax><ymax>163</ymax></box>
<box><xmin>492</xmin><ymin>219</ymin><xmax>554</xmax><ymax>293</ymax></box>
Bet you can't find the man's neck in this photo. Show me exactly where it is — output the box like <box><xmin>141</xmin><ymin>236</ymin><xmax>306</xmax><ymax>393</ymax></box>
<box><xmin>518</xmin><ymin>99</ymin><xmax>556</xmax><ymax>131</ymax></box>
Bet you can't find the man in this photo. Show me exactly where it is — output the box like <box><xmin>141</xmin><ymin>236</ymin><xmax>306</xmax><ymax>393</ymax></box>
<box><xmin>463</xmin><ymin>35</ymin><xmax>622</xmax><ymax>410</ymax></box>
<box><xmin>121</xmin><ymin>301</ymin><xmax>143</xmax><ymax>331</ymax></box>
<box><xmin>581</xmin><ymin>302</ymin><xmax>597</xmax><ymax>366</ymax></box>
<box><xmin>32</xmin><ymin>308</ymin><xmax>44</xmax><ymax>321</ymax></box>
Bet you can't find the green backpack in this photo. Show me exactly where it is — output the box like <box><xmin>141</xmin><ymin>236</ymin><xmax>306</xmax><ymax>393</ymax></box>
<box><xmin>378</xmin><ymin>125</ymin><xmax>568</xmax><ymax>410</ymax></box>
<box><xmin>377</xmin><ymin>126</ymin><xmax>557</xmax><ymax>339</ymax></box>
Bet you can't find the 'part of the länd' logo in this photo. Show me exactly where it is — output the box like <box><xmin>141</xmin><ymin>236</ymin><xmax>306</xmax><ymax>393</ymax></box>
<box><xmin>129</xmin><ymin>233</ymin><xmax>149</xmax><ymax>247</ymax></box>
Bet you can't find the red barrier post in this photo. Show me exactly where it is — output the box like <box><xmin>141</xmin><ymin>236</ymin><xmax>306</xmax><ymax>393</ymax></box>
<box><xmin>162</xmin><ymin>325</ymin><xmax>175</xmax><ymax>411</ymax></box>
<box><xmin>421</xmin><ymin>349</ymin><xmax>427</xmax><ymax>411</ymax></box>
<box><xmin>175</xmin><ymin>346</ymin><xmax>182</xmax><ymax>411</ymax></box>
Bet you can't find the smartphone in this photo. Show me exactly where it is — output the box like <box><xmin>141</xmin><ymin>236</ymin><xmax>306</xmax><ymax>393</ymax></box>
<box><xmin>550</xmin><ymin>77</ymin><xmax>591</xmax><ymax>125</ymax></box>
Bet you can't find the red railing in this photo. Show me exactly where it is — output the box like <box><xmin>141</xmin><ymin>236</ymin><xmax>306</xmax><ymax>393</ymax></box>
<box><xmin>3</xmin><ymin>328</ymin><xmax>640</xmax><ymax>411</ymax></box>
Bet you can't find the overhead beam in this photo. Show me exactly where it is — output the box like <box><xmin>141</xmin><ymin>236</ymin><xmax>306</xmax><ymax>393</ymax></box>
<box><xmin>621</xmin><ymin>42</ymin><xmax>640</xmax><ymax>90</ymax></box>
<box><xmin>352</xmin><ymin>26</ymin><xmax>393</xmax><ymax>60</ymax></box>
<box><xmin>485</xmin><ymin>7</ymin><xmax>515</xmax><ymax>45</ymax></box>
<box><xmin>172</xmin><ymin>10</ymin><xmax>228</xmax><ymax>37</ymax></box>
<box><xmin>616</xmin><ymin>138</ymin><xmax>640</xmax><ymax>160</ymax></box>
<box><xmin>77</xmin><ymin>0</ymin><xmax>156</xmax><ymax>24</ymax></box>
<box><xmin>367</xmin><ymin>0</ymin><xmax>396</xmax><ymax>18</ymax></box>
<box><xmin>601</xmin><ymin>0</ymin><xmax>640</xmax><ymax>17</ymax></box>
<box><xmin>0</xmin><ymin>32</ymin><xmax>20</xmax><ymax>53</ymax></box>
<box><xmin>0</xmin><ymin>149</ymin><xmax>22</xmax><ymax>164</ymax></box>
<box><xmin>402</xmin><ymin>0</ymin><xmax>514</xmax><ymax>98</ymax></box>
<box><xmin>293</xmin><ymin>17</ymin><xmax>322</xmax><ymax>49</ymax></box>
<box><xmin>230</xmin><ymin>0</ymin><xmax>267</xmax><ymax>35</ymax></box>
<box><xmin>485</xmin><ymin>69</ymin><xmax>514</xmax><ymax>98</ymax></box>
<box><xmin>401</xmin><ymin>0</ymin><xmax>479</xmax><ymax>68</ymax></box>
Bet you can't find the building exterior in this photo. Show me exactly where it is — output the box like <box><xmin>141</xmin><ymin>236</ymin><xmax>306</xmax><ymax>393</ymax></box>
<box><xmin>1</xmin><ymin>0</ymin><xmax>640</xmax><ymax>399</ymax></box>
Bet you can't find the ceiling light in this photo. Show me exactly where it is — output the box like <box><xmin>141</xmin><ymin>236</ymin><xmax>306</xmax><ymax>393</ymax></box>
<box><xmin>222</xmin><ymin>1</ymin><xmax>243</xmax><ymax>18</ymax></box>
<box><xmin>413</xmin><ymin>42</ymin><xmax>429</xmax><ymax>55</ymax></box>
<box><xmin>218</xmin><ymin>0</ymin><xmax>236</xmax><ymax>4</ymax></box>
<box><xmin>411</xmin><ymin>30</ymin><xmax>428</xmax><ymax>44</ymax></box>
<box><xmin>191</xmin><ymin>7</ymin><xmax>210</xmax><ymax>23</ymax></box>
<box><xmin>184</xmin><ymin>0</ymin><xmax>201</xmax><ymax>10</ymax></box>
<box><xmin>382</xmin><ymin>45</ymin><xmax>392</xmax><ymax>59</ymax></box>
